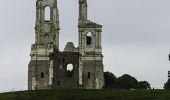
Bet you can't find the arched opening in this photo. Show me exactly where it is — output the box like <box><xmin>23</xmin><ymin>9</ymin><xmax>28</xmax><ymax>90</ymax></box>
<box><xmin>86</xmin><ymin>32</ymin><xmax>92</xmax><ymax>45</ymax></box>
<box><xmin>88</xmin><ymin>72</ymin><xmax>91</xmax><ymax>79</ymax></box>
<box><xmin>67</xmin><ymin>64</ymin><xmax>73</xmax><ymax>71</ymax></box>
<box><xmin>44</xmin><ymin>6</ymin><xmax>51</xmax><ymax>20</ymax></box>
<box><xmin>41</xmin><ymin>72</ymin><xmax>44</xmax><ymax>78</ymax></box>
<box><xmin>66</xmin><ymin>64</ymin><xmax>73</xmax><ymax>77</ymax></box>
<box><xmin>57</xmin><ymin>81</ymin><xmax>60</xmax><ymax>86</ymax></box>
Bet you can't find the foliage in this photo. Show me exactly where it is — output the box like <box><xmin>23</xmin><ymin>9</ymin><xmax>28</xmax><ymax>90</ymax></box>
<box><xmin>137</xmin><ymin>81</ymin><xmax>151</xmax><ymax>89</ymax></box>
<box><xmin>116</xmin><ymin>74</ymin><xmax>138</xmax><ymax>89</ymax></box>
<box><xmin>104</xmin><ymin>71</ymin><xmax>151</xmax><ymax>89</ymax></box>
<box><xmin>104</xmin><ymin>71</ymin><xmax>116</xmax><ymax>88</ymax></box>
<box><xmin>164</xmin><ymin>78</ymin><xmax>170</xmax><ymax>90</ymax></box>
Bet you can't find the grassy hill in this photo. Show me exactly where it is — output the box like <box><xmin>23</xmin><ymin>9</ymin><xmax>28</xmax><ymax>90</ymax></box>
<box><xmin>0</xmin><ymin>89</ymin><xmax>170</xmax><ymax>100</ymax></box>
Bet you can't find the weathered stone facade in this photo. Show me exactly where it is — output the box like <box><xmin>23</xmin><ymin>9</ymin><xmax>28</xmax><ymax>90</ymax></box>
<box><xmin>28</xmin><ymin>0</ymin><xmax>104</xmax><ymax>90</ymax></box>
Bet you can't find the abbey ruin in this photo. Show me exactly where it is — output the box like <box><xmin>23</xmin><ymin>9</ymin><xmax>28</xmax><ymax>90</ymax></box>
<box><xmin>28</xmin><ymin>0</ymin><xmax>104</xmax><ymax>90</ymax></box>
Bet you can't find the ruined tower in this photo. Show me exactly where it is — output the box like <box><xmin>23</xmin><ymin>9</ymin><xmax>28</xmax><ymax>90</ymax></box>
<box><xmin>28</xmin><ymin>0</ymin><xmax>60</xmax><ymax>90</ymax></box>
<box><xmin>78</xmin><ymin>0</ymin><xmax>104</xmax><ymax>89</ymax></box>
<box><xmin>28</xmin><ymin>0</ymin><xmax>104</xmax><ymax>90</ymax></box>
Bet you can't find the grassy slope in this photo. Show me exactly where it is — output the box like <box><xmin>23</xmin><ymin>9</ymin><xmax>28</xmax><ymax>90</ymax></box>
<box><xmin>0</xmin><ymin>89</ymin><xmax>170</xmax><ymax>100</ymax></box>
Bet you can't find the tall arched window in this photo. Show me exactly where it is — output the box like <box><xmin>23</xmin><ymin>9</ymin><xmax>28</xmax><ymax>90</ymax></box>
<box><xmin>44</xmin><ymin>6</ymin><xmax>51</xmax><ymax>20</ymax></box>
<box><xmin>86</xmin><ymin>32</ymin><xmax>92</xmax><ymax>45</ymax></box>
<box><xmin>57</xmin><ymin>81</ymin><xmax>60</xmax><ymax>86</ymax></box>
<box><xmin>88</xmin><ymin>72</ymin><xmax>91</xmax><ymax>79</ymax></box>
<box><xmin>41</xmin><ymin>72</ymin><xmax>44</xmax><ymax>78</ymax></box>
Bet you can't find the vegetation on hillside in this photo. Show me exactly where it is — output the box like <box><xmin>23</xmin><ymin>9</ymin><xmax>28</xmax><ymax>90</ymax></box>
<box><xmin>0</xmin><ymin>89</ymin><xmax>170</xmax><ymax>100</ymax></box>
<box><xmin>104</xmin><ymin>71</ymin><xmax>151</xmax><ymax>89</ymax></box>
<box><xmin>0</xmin><ymin>71</ymin><xmax>169</xmax><ymax>100</ymax></box>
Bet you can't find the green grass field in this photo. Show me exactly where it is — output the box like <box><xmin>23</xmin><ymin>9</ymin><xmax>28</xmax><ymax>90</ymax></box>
<box><xmin>0</xmin><ymin>89</ymin><xmax>170</xmax><ymax>100</ymax></box>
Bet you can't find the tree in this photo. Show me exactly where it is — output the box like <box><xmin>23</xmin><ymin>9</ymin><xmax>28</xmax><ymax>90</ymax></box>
<box><xmin>116</xmin><ymin>74</ymin><xmax>138</xmax><ymax>89</ymax></box>
<box><xmin>137</xmin><ymin>81</ymin><xmax>151</xmax><ymax>89</ymax></box>
<box><xmin>164</xmin><ymin>78</ymin><xmax>170</xmax><ymax>90</ymax></box>
<box><xmin>104</xmin><ymin>71</ymin><xmax>117</xmax><ymax>88</ymax></box>
<box><xmin>104</xmin><ymin>72</ymin><xmax>151</xmax><ymax>89</ymax></box>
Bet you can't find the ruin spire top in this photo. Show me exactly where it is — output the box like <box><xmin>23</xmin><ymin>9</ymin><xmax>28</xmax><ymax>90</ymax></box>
<box><xmin>79</xmin><ymin>0</ymin><xmax>87</xmax><ymax>21</ymax></box>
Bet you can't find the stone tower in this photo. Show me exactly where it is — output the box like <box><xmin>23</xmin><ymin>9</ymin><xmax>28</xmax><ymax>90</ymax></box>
<box><xmin>28</xmin><ymin>0</ymin><xmax>104</xmax><ymax>90</ymax></box>
<box><xmin>78</xmin><ymin>0</ymin><xmax>104</xmax><ymax>89</ymax></box>
<box><xmin>28</xmin><ymin>0</ymin><xmax>60</xmax><ymax>90</ymax></box>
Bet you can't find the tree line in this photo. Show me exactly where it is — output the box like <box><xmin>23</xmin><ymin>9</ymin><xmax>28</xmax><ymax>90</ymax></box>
<box><xmin>104</xmin><ymin>71</ymin><xmax>151</xmax><ymax>89</ymax></box>
<box><xmin>104</xmin><ymin>71</ymin><xmax>170</xmax><ymax>90</ymax></box>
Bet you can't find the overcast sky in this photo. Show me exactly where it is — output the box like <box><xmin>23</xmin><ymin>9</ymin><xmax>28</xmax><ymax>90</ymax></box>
<box><xmin>0</xmin><ymin>0</ymin><xmax>170</xmax><ymax>92</ymax></box>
